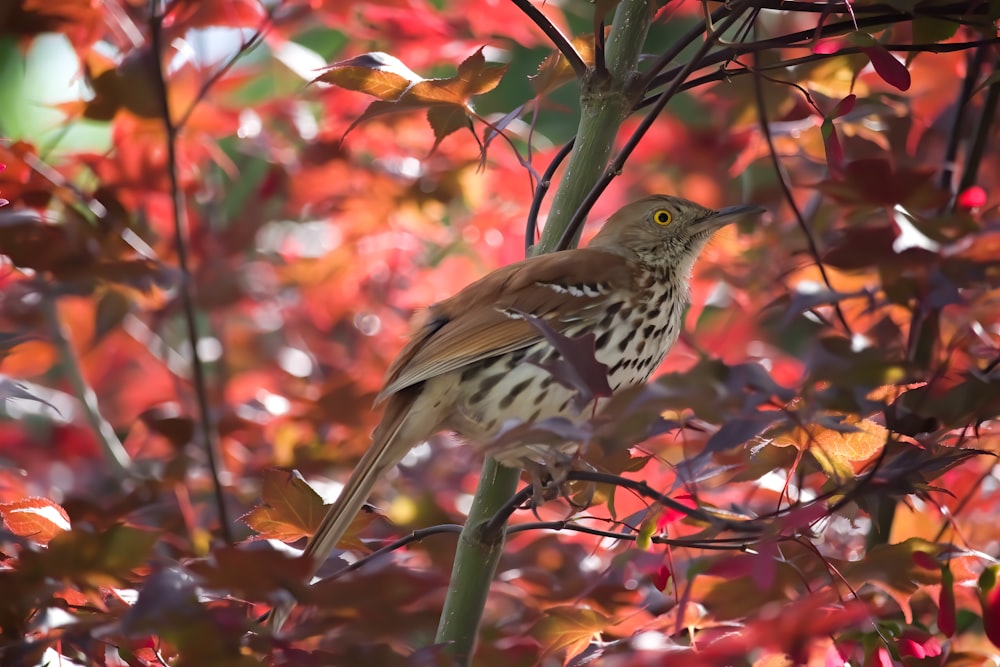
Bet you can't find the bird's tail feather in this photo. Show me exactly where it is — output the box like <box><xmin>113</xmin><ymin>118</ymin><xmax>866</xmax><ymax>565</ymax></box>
<box><xmin>268</xmin><ymin>390</ymin><xmax>420</xmax><ymax>631</ymax></box>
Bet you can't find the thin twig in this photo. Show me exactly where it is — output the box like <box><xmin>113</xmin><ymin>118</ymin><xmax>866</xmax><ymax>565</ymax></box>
<box><xmin>707</xmin><ymin>0</ymin><xmax>987</xmax><ymax>13</ymax></box>
<box><xmin>750</xmin><ymin>44</ymin><xmax>853</xmax><ymax>336</ymax></box>
<box><xmin>175</xmin><ymin>15</ymin><xmax>272</xmax><ymax>130</ymax></box>
<box><xmin>940</xmin><ymin>45</ymin><xmax>988</xmax><ymax>193</ymax></box>
<box><xmin>41</xmin><ymin>293</ymin><xmax>131</xmax><ymax>476</ymax></box>
<box><xmin>509</xmin><ymin>0</ymin><xmax>588</xmax><ymax>79</ymax></box>
<box><xmin>524</xmin><ymin>138</ymin><xmax>575</xmax><ymax>254</ymax></box>
<box><xmin>636</xmin><ymin>6</ymin><xmax>730</xmax><ymax>92</ymax></box>
<box><xmin>957</xmin><ymin>64</ymin><xmax>999</xmax><ymax>195</ymax></box>
<box><xmin>149</xmin><ymin>1</ymin><xmax>232</xmax><ymax>543</ymax></box>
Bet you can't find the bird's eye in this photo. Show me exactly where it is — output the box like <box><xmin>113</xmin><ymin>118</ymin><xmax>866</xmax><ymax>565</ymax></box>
<box><xmin>653</xmin><ymin>209</ymin><xmax>672</xmax><ymax>226</ymax></box>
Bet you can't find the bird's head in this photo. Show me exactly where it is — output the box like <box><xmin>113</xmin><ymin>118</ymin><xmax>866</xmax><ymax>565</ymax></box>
<box><xmin>588</xmin><ymin>195</ymin><xmax>765</xmax><ymax>268</ymax></box>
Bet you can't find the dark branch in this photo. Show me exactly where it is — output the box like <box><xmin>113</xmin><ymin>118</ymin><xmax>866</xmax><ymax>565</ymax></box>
<box><xmin>510</xmin><ymin>0</ymin><xmax>588</xmax><ymax>79</ymax></box>
<box><xmin>750</xmin><ymin>47</ymin><xmax>854</xmax><ymax>336</ymax></box>
<box><xmin>524</xmin><ymin>138</ymin><xmax>575</xmax><ymax>255</ymax></box>
<box><xmin>149</xmin><ymin>1</ymin><xmax>232</xmax><ymax>543</ymax></box>
<box><xmin>941</xmin><ymin>46</ymin><xmax>987</xmax><ymax>194</ymax></box>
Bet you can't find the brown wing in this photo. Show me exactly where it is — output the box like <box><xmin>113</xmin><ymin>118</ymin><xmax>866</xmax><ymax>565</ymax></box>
<box><xmin>375</xmin><ymin>248</ymin><xmax>634</xmax><ymax>403</ymax></box>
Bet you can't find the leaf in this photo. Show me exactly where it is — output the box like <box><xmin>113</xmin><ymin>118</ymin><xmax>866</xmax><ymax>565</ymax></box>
<box><xmin>326</xmin><ymin>48</ymin><xmax>508</xmax><ymax>144</ymax></box>
<box><xmin>427</xmin><ymin>105</ymin><xmax>471</xmax><ymax>152</ymax></box>
<box><xmin>653</xmin><ymin>564</ymin><xmax>671</xmax><ymax>592</ymax></box>
<box><xmin>530</xmin><ymin>36</ymin><xmax>595</xmax><ymax>96</ymax></box>
<box><xmin>186</xmin><ymin>545</ymin><xmax>314</xmax><ymax>601</ymax></box>
<box><xmin>861</xmin><ymin>45</ymin><xmax>911</xmax><ymax>91</ymax></box>
<box><xmin>830</xmin><ymin>93</ymin><xmax>856</xmax><ymax>119</ymax></box>
<box><xmin>771</xmin><ymin>417</ymin><xmax>887</xmax><ymax>480</ymax></box>
<box><xmin>939</xmin><ymin>563</ymin><xmax>956</xmax><ymax>637</ymax></box>
<box><xmin>313</xmin><ymin>52</ymin><xmax>421</xmax><ymax>100</ymax></box>
<box><xmin>702</xmin><ymin>411</ymin><xmax>783</xmax><ymax>457</ymax></box>
<box><xmin>405</xmin><ymin>48</ymin><xmax>508</xmax><ymax>105</ymax></box>
<box><xmin>980</xmin><ymin>564</ymin><xmax>1000</xmax><ymax>649</ymax></box>
<box><xmin>19</xmin><ymin>524</ymin><xmax>159</xmax><ymax>586</ymax></box>
<box><xmin>532</xmin><ymin>605</ymin><xmax>608</xmax><ymax>660</ymax></box>
<box><xmin>842</xmin><ymin>538</ymin><xmax>942</xmax><ymax>623</ymax></box>
<box><xmin>0</xmin><ymin>497</ymin><xmax>71</xmax><ymax>544</ymax></box>
<box><xmin>521</xmin><ymin>312</ymin><xmax>612</xmax><ymax>412</ymax></box>
<box><xmin>241</xmin><ymin>468</ymin><xmax>326</xmax><ymax>543</ymax></box>
<box><xmin>139</xmin><ymin>403</ymin><xmax>195</xmax><ymax>448</ymax></box>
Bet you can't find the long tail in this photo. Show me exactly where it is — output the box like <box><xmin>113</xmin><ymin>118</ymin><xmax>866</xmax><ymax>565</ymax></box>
<box><xmin>269</xmin><ymin>390</ymin><xmax>421</xmax><ymax>631</ymax></box>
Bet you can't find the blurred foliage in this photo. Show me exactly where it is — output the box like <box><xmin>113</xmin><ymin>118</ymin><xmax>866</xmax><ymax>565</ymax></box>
<box><xmin>0</xmin><ymin>0</ymin><xmax>999</xmax><ymax>665</ymax></box>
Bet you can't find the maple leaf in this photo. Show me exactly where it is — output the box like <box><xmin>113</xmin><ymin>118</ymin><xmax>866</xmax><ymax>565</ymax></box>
<box><xmin>314</xmin><ymin>48</ymin><xmax>508</xmax><ymax>150</ymax></box>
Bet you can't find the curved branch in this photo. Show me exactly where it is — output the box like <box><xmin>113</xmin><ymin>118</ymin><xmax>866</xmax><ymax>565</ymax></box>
<box><xmin>524</xmin><ymin>138</ymin><xmax>575</xmax><ymax>254</ymax></box>
<box><xmin>509</xmin><ymin>0</ymin><xmax>588</xmax><ymax>79</ymax></box>
<box><xmin>750</xmin><ymin>48</ymin><xmax>854</xmax><ymax>336</ymax></box>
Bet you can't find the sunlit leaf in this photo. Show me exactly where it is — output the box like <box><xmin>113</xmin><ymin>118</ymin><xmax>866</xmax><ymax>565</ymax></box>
<box><xmin>532</xmin><ymin>605</ymin><xmax>608</xmax><ymax>660</ymax></box>
<box><xmin>0</xmin><ymin>497</ymin><xmax>70</xmax><ymax>544</ymax></box>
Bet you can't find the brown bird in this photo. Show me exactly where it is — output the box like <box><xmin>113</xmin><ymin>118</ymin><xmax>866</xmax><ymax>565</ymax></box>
<box><xmin>271</xmin><ymin>194</ymin><xmax>763</xmax><ymax>629</ymax></box>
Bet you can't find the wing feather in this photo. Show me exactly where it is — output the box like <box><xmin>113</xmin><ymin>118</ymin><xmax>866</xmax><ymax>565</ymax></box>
<box><xmin>375</xmin><ymin>248</ymin><xmax>633</xmax><ymax>403</ymax></box>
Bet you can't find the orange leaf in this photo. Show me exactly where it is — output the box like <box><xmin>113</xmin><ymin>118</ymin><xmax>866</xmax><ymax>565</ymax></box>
<box><xmin>242</xmin><ymin>469</ymin><xmax>326</xmax><ymax>543</ymax></box>
<box><xmin>532</xmin><ymin>605</ymin><xmax>609</xmax><ymax>662</ymax></box>
<box><xmin>0</xmin><ymin>497</ymin><xmax>71</xmax><ymax>544</ymax></box>
<box><xmin>242</xmin><ymin>468</ymin><xmax>379</xmax><ymax>551</ymax></box>
<box><xmin>771</xmin><ymin>417</ymin><xmax>887</xmax><ymax>479</ymax></box>
<box><xmin>313</xmin><ymin>52</ymin><xmax>421</xmax><ymax>101</ymax></box>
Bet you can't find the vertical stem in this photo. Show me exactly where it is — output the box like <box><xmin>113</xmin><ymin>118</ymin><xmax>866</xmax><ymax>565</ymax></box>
<box><xmin>435</xmin><ymin>1</ymin><xmax>654</xmax><ymax>662</ymax></box>
<box><xmin>534</xmin><ymin>0</ymin><xmax>651</xmax><ymax>254</ymax></box>
<box><xmin>149</xmin><ymin>3</ymin><xmax>232</xmax><ymax>543</ymax></box>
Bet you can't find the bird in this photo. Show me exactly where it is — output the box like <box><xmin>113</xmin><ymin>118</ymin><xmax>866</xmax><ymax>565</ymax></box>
<box><xmin>269</xmin><ymin>194</ymin><xmax>764</xmax><ymax>629</ymax></box>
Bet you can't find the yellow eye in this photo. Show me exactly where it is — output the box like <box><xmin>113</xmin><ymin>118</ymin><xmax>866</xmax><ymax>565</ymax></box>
<box><xmin>653</xmin><ymin>209</ymin><xmax>672</xmax><ymax>226</ymax></box>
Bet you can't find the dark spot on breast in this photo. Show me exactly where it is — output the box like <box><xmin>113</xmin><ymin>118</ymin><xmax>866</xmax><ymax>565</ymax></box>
<box><xmin>617</xmin><ymin>328</ymin><xmax>637</xmax><ymax>353</ymax></box>
<box><xmin>539</xmin><ymin>376</ymin><xmax>555</xmax><ymax>390</ymax></box>
<box><xmin>498</xmin><ymin>377</ymin><xmax>533</xmax><ymax>409</ymax></box>
<box><xmin>643</xmin><ymin>324</ymin><xmax>656</xmax><ymax>338</ymax></box>
<box><xmin>527</xmin><ymin>408</ymin><xmax>542</xmax><ymax>422</ymax></box>
<box><xmin>558</xmin><ymin>396</ymin><xmax>572</xmax><ymax>412</ymax></box>
<box><xmin>480</xmin><ymin>356</ymin><xmax>501</xmax><ymax>370</ymax></box>
<box><xmin>506</xmin><ymin>349</ymin><xmax>527</xmax><ymax>369</ymax></box>
<box><xmin>469</xmin><ymin>373</ymin><xmax>504</xmax><ymax>404</ymax></box>
<box><xmin>595</xmin><ymin>329</ymin><xmax>612</xmax><ymax>350</ymax></box>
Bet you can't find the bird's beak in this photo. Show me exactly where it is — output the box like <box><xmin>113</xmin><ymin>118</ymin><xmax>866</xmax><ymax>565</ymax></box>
<box><xmin>697</xmin><ymin>204</ymin><xmax>766</xmax><ymax>231</ymax></box>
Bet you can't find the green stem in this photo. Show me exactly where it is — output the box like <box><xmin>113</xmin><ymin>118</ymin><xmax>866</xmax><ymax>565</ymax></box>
<box><xmin>534</xmin><ymin>0</ymin><xmax>651</xmax><ymax>254</ymax></box>
<box><xmin>434</xmin><ymin>460</ymin><xmax>520</xmax><ymax>662</ymax></box>
<box><xmin>42</xmin><ymin>295</ymin><xmax>131</xmax><ymax>476</ymax></box>
<box><xmin>434</xmin><ymin>1</ymin><xmax>653</xmax><ymax>662</ymax></box>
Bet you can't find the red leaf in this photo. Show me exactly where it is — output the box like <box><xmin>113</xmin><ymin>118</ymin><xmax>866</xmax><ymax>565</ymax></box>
<box><xmin>813</xmin><ymin>37</ymin><xmax>847</xmax><ymax>54</ymax></box>
<box><xmin>862</xmin><ymin>45</ymin><xmax>911</xmax><ymax>91</ymax></box>
<box><xmin>830</xmin><ymin>94</ymin><xmax>856</xmax><ymax>119</ymax></box>
<box><xmin>656</xmin><ymin>493</ymin><xmax>695</xmax><ymax>527</ymax></box>
<box><xmin>873</xmin><ymin>647</ymin><xmax>893</xmax><ymax>667</ymax></box>
<box><xmin>939</xmin><ymin>564</ymin><xmax>956</xmax><ymax>637</ymax></box>
<box><xmin>979</xmin><ymin>565</ymin><xmax>1000</xmax><ymax>648</ymax></box>
<box><xmin>653</xmin><ymin>564</ymin><xmax>671</xmax><ymax>592</ymax></box>
<box><xmin>957</xmin><ymin>185</ymin><xmax>987</xmax><ymax>209</ymax></box>
<box><xmin>912</xmin><ymin>550</ymin><xmax>938</xmax><ymax>570</ymax></box>
<box><xmin>897</xmin><ymin>630</ymin><xmax>942</xmax><ymax>658</ymax></box>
